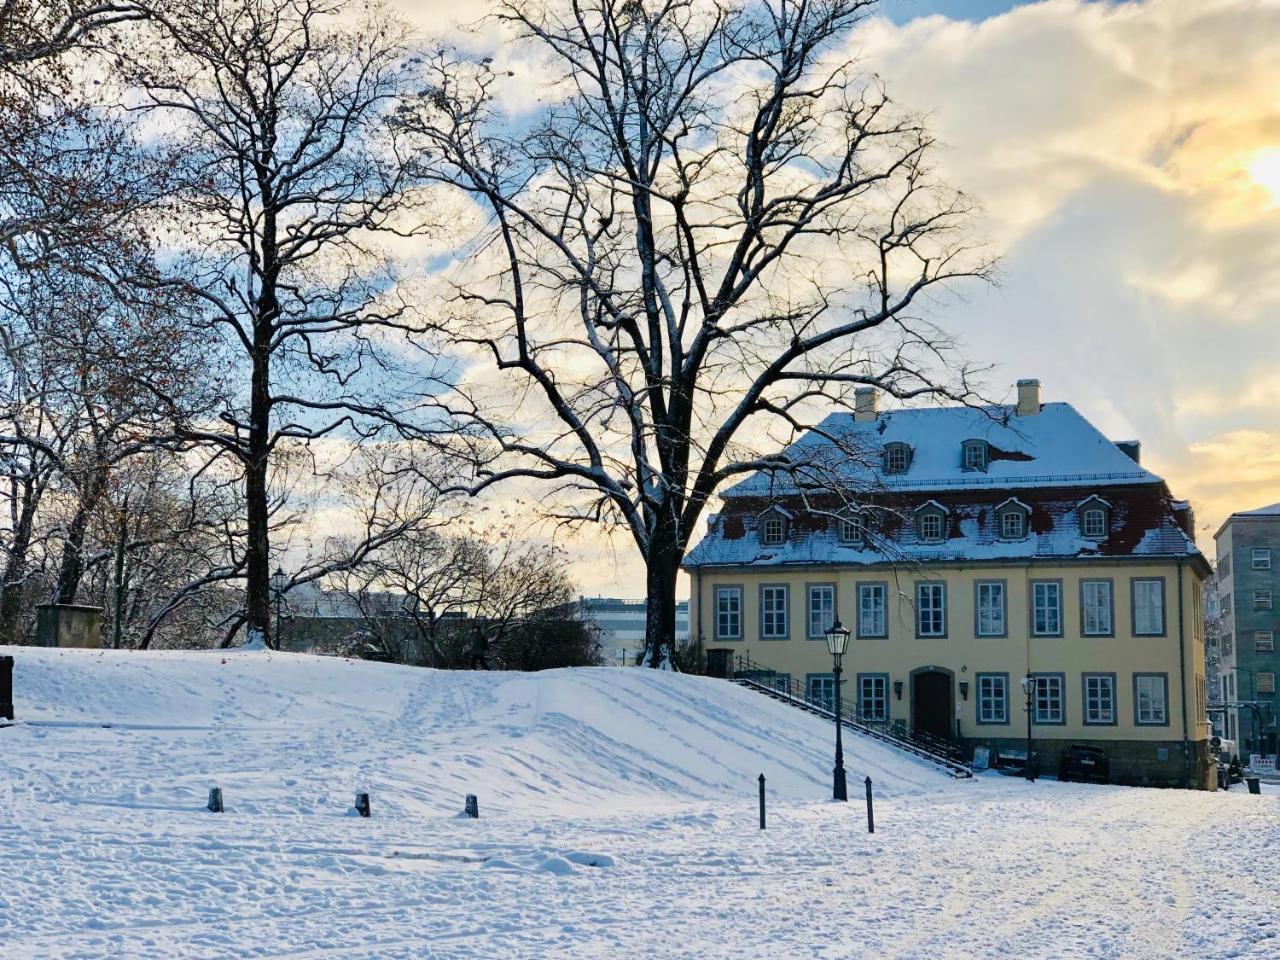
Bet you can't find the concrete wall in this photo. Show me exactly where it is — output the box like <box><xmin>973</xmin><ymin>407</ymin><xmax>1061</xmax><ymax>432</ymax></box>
<box><xmin>34</xmin><ymin>605</ymin><xmax>103</xmax><ymax>649</ymax></box>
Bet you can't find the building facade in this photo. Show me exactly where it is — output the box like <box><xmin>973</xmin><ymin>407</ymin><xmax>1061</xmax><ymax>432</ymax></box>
<box><xmin>1213</xmin><ymin>505</ymin><xmax>1280</xmax><ymax>756</ymax></box>
<box><xmin>575</xmin><ymin>597</ymin><xmax>690</xmax><ymax>665</ymax></box>
<box><xmin>683</xmin><ymin>380</ymin><xmax>1213</xmax><ymax>787</ymax></box>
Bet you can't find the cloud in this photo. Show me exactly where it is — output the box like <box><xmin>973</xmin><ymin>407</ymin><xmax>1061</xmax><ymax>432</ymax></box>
<box><xmin>847</xmin><ymin>0</ymin><xmax>1280</xmax><ymax>547</ymax></box>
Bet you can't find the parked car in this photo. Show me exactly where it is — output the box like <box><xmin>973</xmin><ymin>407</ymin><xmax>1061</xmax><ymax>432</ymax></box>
<box><xmin>1058</xmin><ymin>744</ymin><xmax>1109</xmax><ymax>784</ymax></box>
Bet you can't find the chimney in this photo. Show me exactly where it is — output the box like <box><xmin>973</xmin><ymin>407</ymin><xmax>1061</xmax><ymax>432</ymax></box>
<box><xmin>854</xmin><ymin>386</ymin><xmax>879</xmax><ymax>423</ymax></box>
<box><xmin>1016</xmin><ymin>378</ymin><xmax>1041</xmax><ymax>416</ymax></box>
<box><xmin>1115</xmin><ymin>440</ymin><xmax>1141</xmax><ymax>465</ymax></box>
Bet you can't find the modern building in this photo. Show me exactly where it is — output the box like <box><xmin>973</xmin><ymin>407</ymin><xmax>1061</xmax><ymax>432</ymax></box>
<box><xmin>574</xmin><ymin>597</ymin><xmax>690</xmax><ymax>665</ymax></box>
<box><xmin>683</xmin><ymin>379</ymin><xmax>1214</xmax><ymax>787</ymax></box>
<box><xmin>1212</xmin><ymin>505</ymin><xmax>1280</xmax><ymax>756</ymax></box>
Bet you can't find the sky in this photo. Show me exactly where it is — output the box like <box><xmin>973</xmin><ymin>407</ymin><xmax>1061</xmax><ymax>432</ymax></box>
<box><xmin>385</xmin><ymin>0</ymin><xmax>1280</xmax><ymax>597</ymax></box>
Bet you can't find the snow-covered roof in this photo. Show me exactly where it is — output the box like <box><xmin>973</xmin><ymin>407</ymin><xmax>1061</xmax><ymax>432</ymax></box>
<box><xmin>722</xmin><ymin>402</ymin><xmax>1159</xmax><ymax>497</ymax></box>
<box><xmin>684</xmin><ymin>487</ymin><xmax>1202</xmax><ymax>570</ymax></box>
<box><xmin>1232</xmin><ymin>502</ymin><xmax>1280</xmax><ymax>518</ymax></box>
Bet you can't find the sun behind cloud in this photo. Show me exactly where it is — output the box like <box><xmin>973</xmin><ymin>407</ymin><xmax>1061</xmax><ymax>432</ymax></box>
<box><xmin>1247</xmin><ymin>147</ymin><xmax>1280</xmax><ymax>207</ymax></box>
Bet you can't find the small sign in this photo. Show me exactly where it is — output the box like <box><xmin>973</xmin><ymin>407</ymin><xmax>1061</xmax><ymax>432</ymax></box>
<box><xmin>972</xmin><ymin>746</ymin><xmax>990</xmax><ymax>772</ymax></box>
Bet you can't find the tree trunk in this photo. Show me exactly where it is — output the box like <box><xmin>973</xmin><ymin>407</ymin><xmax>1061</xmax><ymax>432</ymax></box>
<box><xmin>243</xmin><ymin>334</ymin><xmax>273</xmax><ymax>648</ymax></box>
<box><xmin>643</xmin><ymin>533</ymin><xmax>681</xmax><ymax>669</ymax></box>
<box><xmin>0</xmin><ymin>481</ymin><xmax>38</xmax><ymax>643</ymax></box>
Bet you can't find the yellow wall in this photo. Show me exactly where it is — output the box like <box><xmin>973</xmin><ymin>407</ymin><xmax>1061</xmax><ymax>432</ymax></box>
<box><xmin>691</xmin><ymin>559</ymin><xmax>1209</xmax><ymax>744</ymax></box>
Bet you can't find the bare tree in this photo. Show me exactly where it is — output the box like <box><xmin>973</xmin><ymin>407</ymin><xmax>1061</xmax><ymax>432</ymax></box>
<box><xmin>398</xmin><ymin>0</ymin><xmax>992</xmax><ymax>665</ymax></box>
<box><xmin>0</xmin><ymin>1</ymin><xmax>144</xmax><ymax>70</ymax></box>
<box><xmin>120</xmin><ymin>0</ymin><xmax>435</xmax><ymax>647</ymax></box>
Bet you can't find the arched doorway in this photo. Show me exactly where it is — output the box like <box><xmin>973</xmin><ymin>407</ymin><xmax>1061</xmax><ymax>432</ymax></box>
<box><xmin>911</xmin><ymin>668</ymin><xmax>954</xmax><ymax>740</ymax></box>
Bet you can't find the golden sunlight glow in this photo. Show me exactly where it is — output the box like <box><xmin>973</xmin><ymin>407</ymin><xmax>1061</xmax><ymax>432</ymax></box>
<box><xmin>1247</xmin><ymin>148</ymin><xmax>1280</xmax><ymax>207</ymax></box>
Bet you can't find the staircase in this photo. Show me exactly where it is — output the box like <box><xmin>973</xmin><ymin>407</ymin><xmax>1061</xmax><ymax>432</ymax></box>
<box><xmin>727</xmin><ymin>655</ymin><xmax>973</xmax><ymax>779</ymax></box>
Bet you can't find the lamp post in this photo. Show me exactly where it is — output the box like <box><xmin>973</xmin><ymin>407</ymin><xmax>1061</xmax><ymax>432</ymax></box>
<box><xmin>826</xmin><ymin>619</ymin><xmax>851</xmax><ymax>801</ymax></box>
<box><xmin>271</xmin><ymin>566</ymin><xmax>287</xmax><ymax>650</ymax></box>
<box><xmin>1021</xmin><ymin>673</ymin><xmax>1035</xmax><ymax>781</ymax></box>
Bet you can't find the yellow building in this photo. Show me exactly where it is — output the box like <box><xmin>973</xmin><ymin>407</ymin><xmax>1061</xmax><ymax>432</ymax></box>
<box><xmin>683</xmin><ymin>380</ymin><xmax>1214</xmax><ymax>788</ymax></box>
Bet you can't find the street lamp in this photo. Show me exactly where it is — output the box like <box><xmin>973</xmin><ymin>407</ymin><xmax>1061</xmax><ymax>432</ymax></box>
<box><xmin>826</xmin><ymin>618</ymin><xmax>851</xmax><ymax>802</ymax></box>
<box><xmin>1021</xmin><ymin>673</ymin><xmax>1036</xmax><ymax>781</ymax></box>
<box><xmin>271</xmin><ymin>566</ymin><xmax>287</xmax><ymax>649</ymax></box>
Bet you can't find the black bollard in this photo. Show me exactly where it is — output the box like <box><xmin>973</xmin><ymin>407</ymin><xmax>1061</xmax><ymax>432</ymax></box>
<box><xmin>464</xmin><ymin>793</ymin><xmax>479</xmax><ymax>819</ymax></box>
<box><xmin>1</xmin><ymin>655</ymin><xmax>13</xmax><ymax>722</ymax></box>
<box><xmin>758</xmin><ymin>773</ymin><xmax>766</xmax><ymax>830</ymax></box>
<box><xmin>355</xmin><ymin>791</ymin><xmax>371</xmax><ymax>818</ymax></box>
<box><xmin>864</xmin><ymin>776</ymin><xmax>874</xmax><ymax>834</ymax></box>
<box><xmin>207</xmin><ymin>786</ymin><xmax>224</xmax><ymax>813</ymax></box>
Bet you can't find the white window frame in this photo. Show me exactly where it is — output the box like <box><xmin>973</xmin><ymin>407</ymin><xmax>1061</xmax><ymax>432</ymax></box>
<box><xmin>1031</xmin><ymin>580</ymin><xmax>1062</xmax><ymax>637</ymax></box>
<box><xmin>1255</xmin><ymin>630</ymin><xmax>1274</xmax><ymax>653</ymax></box>
<box><xmin>1032</xmin><ymin>675</ymin><xmax>1065</xmax><ymax>725</ymax></box>
<box><xmin>1083</xmin><ymin>674</ymin><xmax>1116</xmax><ymax>725</ymax></box>
<box><xmin>1132</xmin><ymin>578</ymin><xmax>1165</xmax><ymax>636</ymax></box>
<box><xmin>857</xmin><ymin>583</ymin><xmax>887</xmax><ymax>639</ymax></box>
<box><xmin>916</xmin><ymin>582</ymin><xmax>946</xmax><ymax>638</ymax></box>
<box><xmin>1081</xmin><ymin>579</ymin><xmax>1114</xmax><ymax>636</ymax></box>
<box><xmin>1253</xmin><ymin>548</ymin><xmax>1272</xmax><ymax>570</ymax></box>
<box><xmin>760</xmin><ymin>585</ymin><xmax>789</xmax><ymax>639</ymax></box>
<box><xmin>808</xmin><ymin>674</ymin><xmax>836</xmax><ymax>712</ymax></box>
<box><xmin>807</xmin><ymin>584</ymin><xmax>836</xmax><ymax>639</ymax></box>
<box><xmin>919</xmin><ymin>512</ymin><xmax>944</xmax><ymax>543</ymax></box>
<box><xmin>975</xmin><ymin>581</ymin><xmax>1006</xmax><ymax>637</ymax></box>
<box><xmin>962</xmin><ymin>441</ymin><xmax>987</xmax><ymax>471</ymax></box>
<box><xmin>1134</xmin><ymin>674</ymin><xmax>1168</xmax><ymax>725</ymax></box>
<box><xmin>999</xmin><ymin>510</ymin><xmax>1025</xmax><ymax>540</ymax></box>
<box><xmin>838</xmin><ymin>513</ymin><xmax>864</xmax><ymax>545</ymax></box>
<box><xmin>858</xmin><ymin>675</ymin><xmax>888</xmax><ymax>721</ymax></box>
<box><xmin>884</xmin><ymin>444</ymin><xmax>910</xmax><ymax>474</ymax></box>
<box><xmin>715</xmin><ymin>586</ymin><xmax>742</xmax><ymax>640</ymax></box>
<box><xmin>977</xmin><ymin>674</ymin><xmax>1008</xmax><ymax>724</ymax></box>
<box><xmin>1082</xmin><ymin>508</ymin><xmax>1107</xmax><ymax>539</ymax></box>
<box><xmin>761</xmin><ymin>515</ymin><xmax>785</xmax><ymax>546</ymax></box>
<box><xmin>1259</xmin><ymin>672</ymin><xmax>1277</xmax><ymax>695</ymax></box>
<box><xmin>1255</xmin><ymin>589</ymin><xmax>1273</xmax><ymax>610</ymax></box>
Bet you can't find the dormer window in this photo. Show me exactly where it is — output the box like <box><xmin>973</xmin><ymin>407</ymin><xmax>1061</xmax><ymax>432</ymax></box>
<box><xmin>762</xmin><ymin>516</ymin><xmax>785</xmax><ymax>545</ymax></box>
<box><xmin>1001</xmin><ymin>511</ymin><xmax>1025</xmax><ymax>540</ymax></box>
<box><xmin>1078</xmin><ymin>496</ymin><xmax>1112</xmax><ymax>540</ymax></box>
<box><xmin>995</xmin><ymin>497</ymin><xmax>1030</xmax><ymax>541</ymax></box>
<box><xmin>838</xmin><ymin>510</ymin><xmax>867</xmax><ymax>546</ymax></box>
<box><xmin>962</xmin><ymin>439</ymin><xmax>989</xmax><ymax>472</ymax></box>
<box><xmin>1082</xmin><ymin>509</ymin><xmax>1107</xmax><ymax>539</ymax></box>
<box><xmin>758</xmin><ymin>505</ymin><xmax>793</xmax><ymax>546</ymax></box>
<box><xmin>884</xmin><ymin>442</ymin><xmax>912</xmax><ymax>474</ymax></box>
<box><xmin>915</xmin><ymin>500</ymin><xmax>948</xmax><ymax>543</ymax></box>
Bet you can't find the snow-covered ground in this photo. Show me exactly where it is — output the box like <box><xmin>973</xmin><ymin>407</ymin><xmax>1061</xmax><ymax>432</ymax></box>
<box><xmin>2</xmin><ymin>648</ymin><xmax>1277</xmax><ymax>959</ymax></box>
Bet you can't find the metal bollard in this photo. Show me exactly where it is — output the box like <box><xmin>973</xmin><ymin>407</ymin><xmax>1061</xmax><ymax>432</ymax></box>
<box><xmin>464</xmin><ymin>793</ymin><xmax>479</xmax><ymax>819</ymax></box>
<box><xmin>1</xmin><ymin>656</ymin><xmax>13</xmax><ymax>722</ymax></box>
<box><xmin>758</xmin><ymin>773</ymin><xmax>766</xmax><ymax>830</ymax></box>
<box><xmin>864</xmin><ymin>776</ymin><xmax>875</xmax><ymax>834</ymax></box>
<box><xmin>207</xmin><ymin>786</ymin><xmax>224</xmax><ymax>813</ymax></box>
<box><xmin>355</xmin><ymin>791</ymin><xmax>371</xmax><ymax>818</ymax></box>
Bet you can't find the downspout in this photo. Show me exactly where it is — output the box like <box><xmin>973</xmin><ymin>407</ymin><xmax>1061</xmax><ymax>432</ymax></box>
<box><xmin>1176</xmin><ymin>558</ymin><xmax>1192</xmax><ymax>789</ymax></box>
<box><xmin>694</xmin><ymin>566</ymin><xmax>703</xmax><ymax>646</ymax></box>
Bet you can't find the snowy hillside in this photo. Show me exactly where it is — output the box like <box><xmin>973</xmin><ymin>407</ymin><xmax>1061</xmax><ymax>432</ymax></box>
<box><xmin>2</xmin><ymin>647</ymin><xmax>944</xmax><ymax>818</ymax></box>
<box><xmin>3</xmin><ymin>648</ymin><xmax>1278</xmax><ymax>959</ymax></box>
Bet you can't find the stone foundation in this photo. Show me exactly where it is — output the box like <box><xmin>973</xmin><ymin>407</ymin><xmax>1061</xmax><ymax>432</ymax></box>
<box><xmin>965</xmin><ymin>736</ymin><xmax>1213</xmax><ymax>790</ymax></box>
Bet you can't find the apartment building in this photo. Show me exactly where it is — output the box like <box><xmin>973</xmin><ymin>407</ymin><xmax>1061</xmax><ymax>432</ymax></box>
<box><xmin>1213</xmin><ymin>505</ymin><xmax>1280</xmax><ymax>756</ymax></box>
<box><xmin>683</xmin><ymin>380</ymin><xmax>1213</xmax><ymax>787</ymax></box>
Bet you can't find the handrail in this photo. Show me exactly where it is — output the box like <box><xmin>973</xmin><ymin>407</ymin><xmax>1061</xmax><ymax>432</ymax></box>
<box><xmin>729</xmin><ymin>653</ymin><xmax>973</xmax><ymax>778</ymax></box>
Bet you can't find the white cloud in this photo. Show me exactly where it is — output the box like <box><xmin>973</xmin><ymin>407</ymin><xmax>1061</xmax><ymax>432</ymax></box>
<box><xmin>849</xmin><ymin>0</ymin><xmax>1280</xmax><ymax>546</ymax></box>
